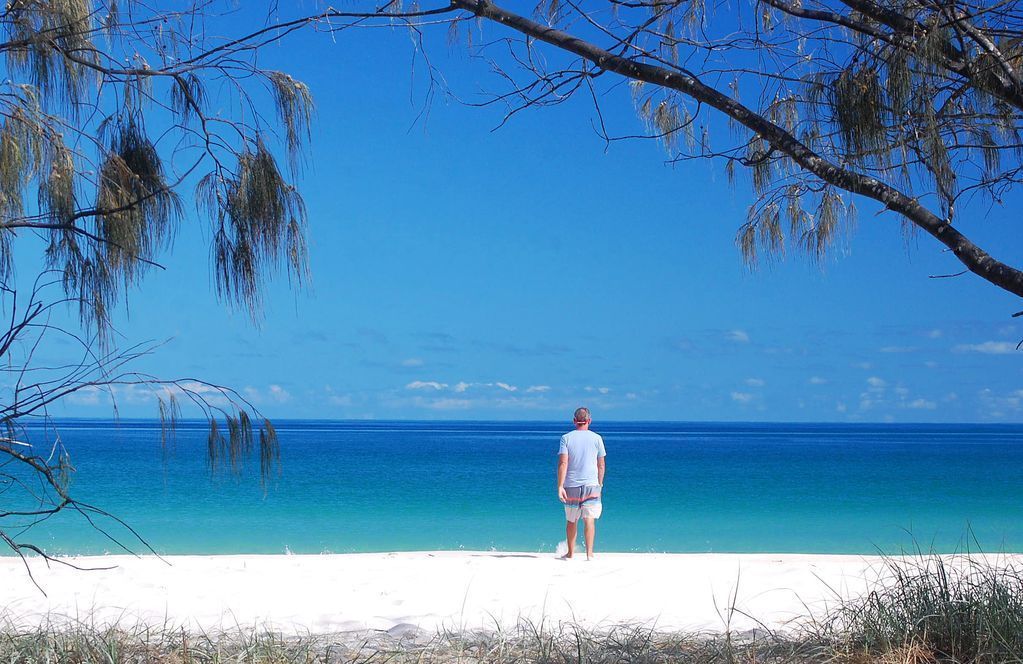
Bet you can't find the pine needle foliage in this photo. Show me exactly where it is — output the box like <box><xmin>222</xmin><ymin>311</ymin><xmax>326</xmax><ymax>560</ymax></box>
<box><xmin>0</xmin><ymin>1</ymin><xmax>316</xmax><ymax>537</ymax></box>
<box><xmin>589</xmin><ymin>0</ymin><xmax>1023</xmax><ymax>272</ymax></box>
<box><xmin>830</xmin><ymin>66</ymin><xmax>887</xmax><ymax>161</ymax></box>
<box><xmin>95</xmin><ymin>122</ymin><xmax>182</xmax><ymax>291</ymax></box>
<box><xmin>267</xmin><ymin>71</ymin><xmax>315</xmax><ymax>174</ymax></box>
<box><xmin>0</xmin><ymin>0</ymin><xmax>313</xmax><ymax>331</ymax></box>
<box><xmin>5</xmin><ymin>0</ymin><xmax>97</xmax><ymax>105</ymax></box>
<box><xmin>203</xmin><ymin>141</ymin><xmax>309</xmax><ymax>313</ymax></box>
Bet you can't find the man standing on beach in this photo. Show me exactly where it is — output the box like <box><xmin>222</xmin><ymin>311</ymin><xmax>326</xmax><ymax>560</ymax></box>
<box><xmin>557</xmin><ymin>407</ymin><xmax>606</xmax><ymax>560</ymax></box>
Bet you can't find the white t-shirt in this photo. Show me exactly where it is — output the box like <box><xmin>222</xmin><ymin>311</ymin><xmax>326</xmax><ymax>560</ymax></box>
<box><xmin>558</xmin><ymin>429</ymin><xmax>606</xmax><ymax>488</ymax></box>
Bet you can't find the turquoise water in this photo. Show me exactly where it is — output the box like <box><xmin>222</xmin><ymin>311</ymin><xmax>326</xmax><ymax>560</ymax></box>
<box><xmin>2</xmin><ymin>420</ymin><xmax>1022</xmax><ymax>555</ymax></box>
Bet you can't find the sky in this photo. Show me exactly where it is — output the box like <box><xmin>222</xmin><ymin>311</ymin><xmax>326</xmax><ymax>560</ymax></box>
<box><xmin>23</xmin><ymin>4</ymin><xmax>1023</xmax><ymax>423</ymax></box>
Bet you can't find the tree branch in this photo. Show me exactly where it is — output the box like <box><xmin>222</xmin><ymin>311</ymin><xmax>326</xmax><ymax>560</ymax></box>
<box><xmin>453</xmin><ymin>0</ymin><xmax>1023</xmax><ymax>299</ymax></box>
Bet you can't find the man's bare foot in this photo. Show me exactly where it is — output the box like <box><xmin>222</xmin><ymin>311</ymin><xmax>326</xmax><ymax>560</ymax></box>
<box><xmin>559</xmin><ymin>553</ymin><xmax>573</xmax><ymax>560</ymax></box>
<box><xmin>586</xmin><ymin>555</ymin><xmax>595</xmax><ymax>561</ymax></box>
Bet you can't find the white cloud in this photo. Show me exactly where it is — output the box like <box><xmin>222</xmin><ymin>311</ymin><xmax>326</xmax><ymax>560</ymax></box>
<box><xmin>859</xmin><ymin>377</ymin><xmax>888</xmax><ymax>410</ymax></box>
<box><xmin>625</xmin><ymin>392</ymin><xmax>638</xmax><ymax>400</ymax></box>
<box><xmin>808</xmin><ymin>376</ymin><xmax>828</xmax><ymax>385</ymax></box>
<box><xmin>328</xmin><ymin>394</ymin><xmax>353</xmax><ymax>407</ymax></box>
<box><xmin>406</xmin><ymin>381</ymin><xmax>447</xmax><ymax>391</ymax></box>
<box><xmin>584</xmin><ymin>386</ymin><xmax>611</xmax><ymax>394</ymax></box>
<box><xmin>906</xmin><ymin>398</ymin><xmax>937</xmax><ymax>410</ymax></box>
<box><xmin>880</xmin><ymin>346</ymin><xmax>918</xmax><ymax>353</ymax></box>
<box><xmin>730</xmin><ymin>391</ymin><xmax>754</xmax><ymax>404</ymax></box>
<box><xmin>727</xmin><ymin>330</ymin><xmax>750</xmax><ymax>344</ymax></box>
<box><xmin>954</xmin><ymin>341</ymin><xmax>1017</xmax><ymax>355</ymax></box>
<box><xmin>245</xmin><ymin>384</ymin><xmax>290</xmax><ymax>404</ymax></box>
<box><xmin>978</xmin><ymin>387</ymin><xmax>1023</xmax><ymax>419</ymax></box>
<box><xmin>67</xmin><ymin>385</ymin><xmax>104</xmax><ymax>406</ymax></box>
<box><xmin>526</xmin><ymin>385</ymin><xmax>551</xmax><ymax>393</ymax></box>
<box><xmin>178</xmin><ymin>380</ymin><xmax>224</xmax><ymax>395</ymax></box>
<box><xmin>836</xmin><ymin>402</ymin><xmax>848</xmax><ymax>413</ymax></box>
<box><xmin>927</xmin><ymin>329</ymin><xmax>943</xmax><ymax>339</ymax></box>
<box><xmin>401</xmin><ymin>358</ymin><xmax>424</xmax><ymax>367</ymax></box>
<box><xmin>68</xmin><ymin>381</ymin><xmax>303</xmax><ymax>413</ymax></box>
<box><xmin>449</xmin><ymin>381</ymin><xmax>523</xmax><ymax>393</ymax></box>
<box><xmin>421</xmin><ymin>398</ymin><xmax>471</xmax><ymax>410</ymax></box>
<box><xmin>68</xmin><ymin>382</ymin><xmax>232</xmax><ymax>410</ymax></box>
<box><xmin>745</xmin><ymin>378</ymin><xmax>765</xmax><ymax>387</ymax></box>
<box><xmin>165</xmin><ymin>382</ymin><xmax>230</xmax><ymax>407</ymax></box>
<box><xmin>267</xmin><ymin>384</ymin><xmax>291</xmax><ymax>403</ymax></box>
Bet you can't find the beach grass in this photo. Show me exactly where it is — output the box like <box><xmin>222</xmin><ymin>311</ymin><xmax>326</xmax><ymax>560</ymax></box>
<box><xmin>2</xmin><ymin>554</ymin><xmax>1022</xmax><ymax>663</ymax></box>
<box><xmin>826</xmin><ymin>554</ymin><xmax>1023</xmax><ymax>663</ymax></box>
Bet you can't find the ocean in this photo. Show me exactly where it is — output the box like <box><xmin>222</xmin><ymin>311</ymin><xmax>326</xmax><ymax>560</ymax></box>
<box><xmin>3</xmin><ymin>419</ymin><xmax>1021</xmax><ymax>556</ymax></box>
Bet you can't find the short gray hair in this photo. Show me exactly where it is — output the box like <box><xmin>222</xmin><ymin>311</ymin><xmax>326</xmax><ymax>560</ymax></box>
<box><xmin>573</xmin><ymin>407</ymin><xmax>591</xmax><ymax>423</ymax></box>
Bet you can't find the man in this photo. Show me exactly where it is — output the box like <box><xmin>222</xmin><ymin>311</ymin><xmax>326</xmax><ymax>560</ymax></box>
<box><xmin>556</xmin><ymin>407</ymin><xmax>606</xmax><ymax>560</ymax></box>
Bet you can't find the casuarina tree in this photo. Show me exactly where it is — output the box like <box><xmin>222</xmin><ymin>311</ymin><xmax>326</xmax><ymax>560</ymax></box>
<box><xmin>0</xmin><ymin>0</ymin><xmax>313</xmax><ymax>569</ymax></box>
<box><xmin>300</xmin><ymin>0</ymin><xmax>1023</xmax><ymax>302</ymax></box>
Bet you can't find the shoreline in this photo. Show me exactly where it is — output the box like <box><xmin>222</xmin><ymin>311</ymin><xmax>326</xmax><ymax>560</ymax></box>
<box><xmin>5</xmin><ymin>551</ymin><xmax>1020</xmax><ymax>635</ymax></box>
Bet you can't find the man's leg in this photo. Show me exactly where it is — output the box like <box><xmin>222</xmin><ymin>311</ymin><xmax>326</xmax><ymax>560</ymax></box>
<box><xmin>583</xmin><ymin>517</ymin><xmax>596</xmax><ymax>559</ymax></box>
<box><xmin>565</xmin><ymin>520</ymin><xmax>578</xmax><ymax>558</ymax></box>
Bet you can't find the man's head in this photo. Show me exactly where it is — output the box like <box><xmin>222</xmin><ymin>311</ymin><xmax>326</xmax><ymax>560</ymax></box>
<box><xmin>573</xmin><ymin>407</ymin><xmax>592</xmax><ymax>429</ymax></box>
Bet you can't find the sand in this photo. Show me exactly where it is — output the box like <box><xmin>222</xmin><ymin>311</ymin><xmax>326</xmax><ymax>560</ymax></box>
<box><xmin>1</xmin><ymin>552</ymin><xmax>1015</xmax><ymax>635</ymax></box>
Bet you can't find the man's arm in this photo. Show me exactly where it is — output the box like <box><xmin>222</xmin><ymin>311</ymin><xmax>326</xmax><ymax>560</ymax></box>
<box><xmin>557</xmin><ymin>453</ymin><xmax>568</xmax><ymax>502</ymax></box>
<box><xmin>597</xmin><ymin>456</ymin><xmax>605</xmax><ymax>487</ymax></box>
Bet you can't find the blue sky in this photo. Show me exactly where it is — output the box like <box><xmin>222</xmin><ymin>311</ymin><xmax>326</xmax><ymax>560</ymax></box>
<box><xmin>25</xmin><ymin>7</ymin><xmax>1023</xmax><ymax>422</ymax></box>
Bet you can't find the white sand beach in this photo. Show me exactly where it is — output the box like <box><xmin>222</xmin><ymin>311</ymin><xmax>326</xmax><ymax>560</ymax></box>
<box><xmin>1</xmin><ymin>552</ymin><xmax>1016</xmax><ymax>636</ymax></box>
